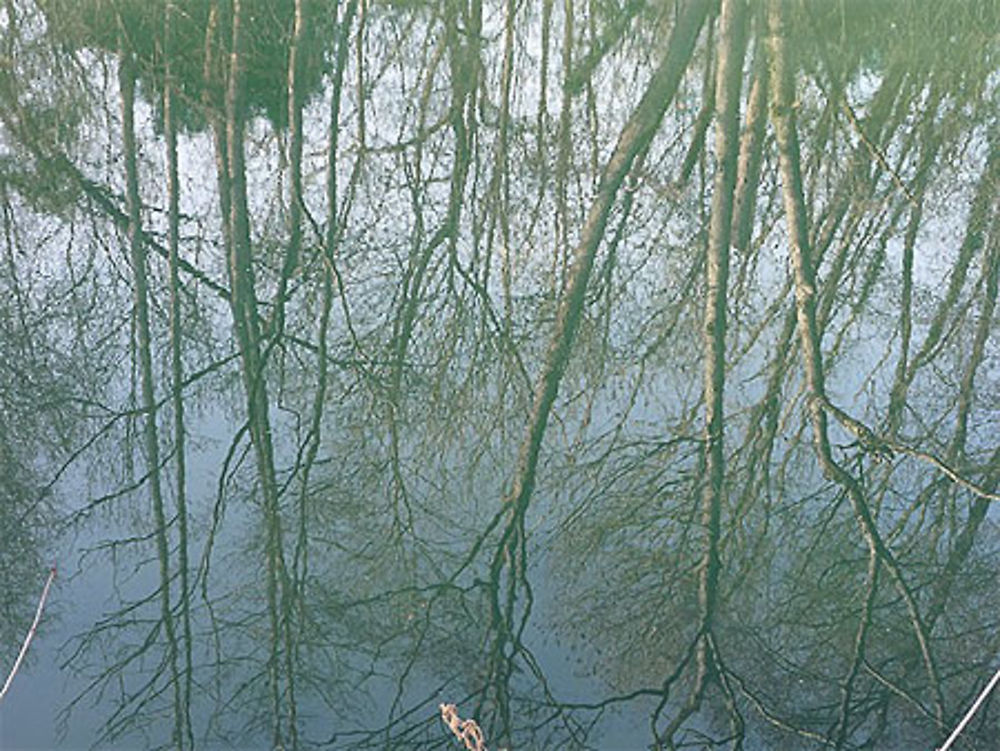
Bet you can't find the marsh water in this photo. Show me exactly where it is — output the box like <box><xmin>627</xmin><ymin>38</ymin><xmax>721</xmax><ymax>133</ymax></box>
<box><xmin>1</xmin><ymin>0</ymin><xmax>999</xmax><ymax>748</ymax></box>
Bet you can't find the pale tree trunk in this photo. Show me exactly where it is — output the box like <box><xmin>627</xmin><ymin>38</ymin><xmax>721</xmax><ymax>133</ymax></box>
<box><xmin>553</xmin><ymin>0</ymin><xmax>574</xmax><ymax>290</ymax></box>
<box><xmin>220</xmin><ymin>0</ymin><xmax>288</xmax><ymax>744</ymax></box>
<box><xmin>386</xmin><ymin>0</ymin><xmax>480</xmax><ymax>525</ymax></box>
<box><xmin>491</xmin><ymin>0</ymin><xmax>515</xmax><ymax>327</ymax></box>
<box><xmin>280</xmin><ymin>1</ymin><xmax>307</xmax><ymax>743</ymax></box>
<box><xmin>505</xmin><ymin>0</ymin><xmax>710</xmax><ymax>521</ymax></box>
<box><xmin>272</xmin><ymin>0</ymin><xmax>305</xmax><ymax>344</ymax></box>
<box><xmin>118</xmin><ymin>39</ymin><xmax>184</xmax><ymax>748</ymax></box>
<box><xmin>766</xmin><ymin>0</ymin><xmax>944</xmax><ymax>732</ymax></box>
<box><xmin>885</xmin><ymin>88</ymin><xmax>944</xmax><ymax>436</ymax></box>
<box><xmin>295</xmin><ymin>0</ymin><xmax>357</xmax><ymax>620</ymax></box>
<box><xmin>483</xmin><ymin>0</ymin><xmax>711</xmax><ymax>743</ymax></box>
<box><xmin>731</xmin><ymin>23</ymin><xmax>767</xmax><ymax>255</ymax></box>
<box><xmin>162</xmin><ymin>2</ymin><xmax>193</xmax><ymax>746</ymax></box>
<box><xmin>656</xmin><ymin>1</ymin><xmax>747</xmax><ymax>745</ymax></box>
<box><xmin>696</xmin><ymin>0</ymin><xmax>745</xmax><ymax>702</ymax></box>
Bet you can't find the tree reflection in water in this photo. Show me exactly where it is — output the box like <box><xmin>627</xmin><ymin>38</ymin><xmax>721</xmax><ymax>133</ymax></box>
<box><xmin>0</xmin><ymin>0</ymin><xmax>998</xmax><ymax>748</ymax></box>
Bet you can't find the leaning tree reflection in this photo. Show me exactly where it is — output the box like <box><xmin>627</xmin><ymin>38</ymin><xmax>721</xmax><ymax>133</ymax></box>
<box><xmin>0</xmin><ymin>0</ymin><xmax>999</xmax><ymax>749</ymax></box>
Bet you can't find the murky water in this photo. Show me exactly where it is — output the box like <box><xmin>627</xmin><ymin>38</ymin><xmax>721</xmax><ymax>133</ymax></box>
<box><xmin>1</xmin><ymin>0</ymin><xmax>999</xmax><ymax>748</ymax></box>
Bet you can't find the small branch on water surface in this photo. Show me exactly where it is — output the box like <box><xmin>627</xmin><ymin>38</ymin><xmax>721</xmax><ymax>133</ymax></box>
<box><xmin>440</xmin><ymin>702</ymin><xmax>489</xmax><ymax>751</ymax></box>
<box><xmin>0</xmin><ymin>565</ymin><xmax>57</xmax><ymax>703</ymax></box>
<box><xmin>937</xmin><ymin>661</ymin><xmax>1000</xmax><ymax>751</ymax></box>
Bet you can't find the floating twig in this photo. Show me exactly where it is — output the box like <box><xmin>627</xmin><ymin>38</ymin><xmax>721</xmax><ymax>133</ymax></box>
<box><xmin>0</xmin><ymin>565</ymin><xmax>57</xmax><ymax>703</ymax></box>
<box><xmin>938</xmin><ymin>661</ymin><xmax>1000</xmax><ymax>751</ymax></box>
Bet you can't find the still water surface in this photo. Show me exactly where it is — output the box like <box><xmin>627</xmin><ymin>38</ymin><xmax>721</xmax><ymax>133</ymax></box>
<box><xmin>1</xmin><ymin>0</ymin><xmax>999</xmax><ymax>749</ymax></box>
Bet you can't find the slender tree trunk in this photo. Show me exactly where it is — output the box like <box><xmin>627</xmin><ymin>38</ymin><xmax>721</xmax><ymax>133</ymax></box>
<box><xmin>766</xmin><ymin>0</ymin><xmax>943</xmax><ymax>730</ymax></box>
<box><xmin>503</xmin><ymin>0</ymin><xmax>709</xmax><ymax>521</ymax></box>
<box><xmin>294</xmin><ymin>0</ymin><xmax>357</xmax><ymax>636</ymax></box>
<box><xmin>834</xmin><ymin>548</ymin><xmax>879</xmax><ymax>750</ymax></box>
<box><xmin>678</xmin><ymin>35</ymin><xmax>714</xmax><ymax>186</ymax></box>
<box><xmin>162</xmin><ymin>3</ymin><xmax>193</xmax><ymax>746</ymax></box>
<box><xmin>279</xmin><ymin>3</ymin><xmax>308</xmax><ymax>744</ymax></box>
<box><xmin>494</xmin><ymin>0</ymin><xmax>516</xmax><ymax>327</ymax></box>
<box><xmin>905</xmin><ymin>145</ymin><xmax>1000</xmax><ymax>386</ymax></box>
<box><xmin>118</xmin><ymin>39</ymin><xmax>183</xmax><ymax>749</ymax></box>
<box><xmin>696</xmin><ymin>0</ymin><xmax>745</xmax><ymax>693</ymax></box>
<box><xmin>884</xmin><ymin>86</ymin><xmax>943</xmax><ymax>436</ymax></box>
<box><xmin>553</xmin><ymin>0</ymin><xmax>574</xmax><ymax>291</ymax></box>
<box><xmin>925</xmin><ymin>216</ymin><xmax>1000</xmax><ymax>629</ymax></box>
<box><xmin>809</xmin><ymin>66</ymin><xmax>905</xmax><ymax>262</ymax></box>
<box><xmin>221</xmin><ymin>1</ymin><xmax>288</xmax><ymax>743</ymax></box>
<box><xmin>887</xmin><ymin>198</ymin><xmax>920</xmax><ymax>435</ymax></box>
<box><xmin>534</xmin><ymin>0</ymin><xmax>553</xmax><ymax>271</ymax></box>
<box><xmin>272</xmin><ymin>0</ymin><xmax>306</xmax><ymax>344</ymax></box>
<box><xmin>731</xmin><ymin>25</ymin><xmax>767</xmax><ymax>254</ymax></box>
<box><xmin>486</xmin><ymin>5</ymin><xmax>710</xmax><ymax>743</ymax></box>
<box><xmin>655</xmin><ymin>4</ymin><xmax>748</xmax><ymax>746</ymax></box>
